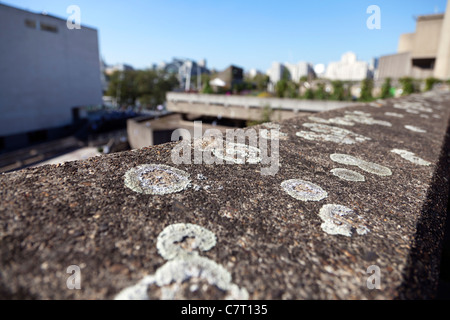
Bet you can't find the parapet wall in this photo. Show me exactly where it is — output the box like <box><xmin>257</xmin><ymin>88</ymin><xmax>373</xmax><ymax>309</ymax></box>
<box><xmin>1</xmin><ymin>90</ymin><xmax>449</xmax><ymax>300</ymax></box>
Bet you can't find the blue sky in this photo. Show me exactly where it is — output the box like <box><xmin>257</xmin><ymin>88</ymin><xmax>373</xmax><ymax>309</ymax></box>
<box><xmin>1</xmin><ymin>0</ymin><xmax>447</xmax><ymax>72</ymax></box>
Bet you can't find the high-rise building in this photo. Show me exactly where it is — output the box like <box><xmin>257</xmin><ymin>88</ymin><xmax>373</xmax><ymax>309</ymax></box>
<box><xmin>377</xmin><ymin>0</ymin><xmax>450</xmax><ymax>80</ymax></box>
<box><xmin>0</xmin><ymin>3</ymin><xmax>103</xmax><ymax>149</ymax></box>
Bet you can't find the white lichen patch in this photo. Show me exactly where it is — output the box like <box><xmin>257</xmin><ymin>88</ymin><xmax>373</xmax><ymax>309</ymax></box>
<box><xmin>330</xmin><ymin>154</ymin><xmax>392</xmax><ymax>176</ymax></box>
<box><xmin>357</xmin><ymin>161</ymin><xmax>392</xmax><ymax>176</ymax></box>
<box><xmin>308</xmin><ymin>111</ymin><xmax>392</xmax><ymax>127</ymax></box>
<box><xmin>115</xmin><ymin>256</ymin><xmax>249</xmax><ymax>300</ymax></box>
<box><xmin>308</xmin><ymin>116</ymin><xmax>355</xmax><ymax>126</ymax></box>
<box><xmin>329</xmin><ymin>154</ymin><xmax>360</xmax><ymax>166</ymax></box>
<box><xmin>391</xmin><ymin>149</ymin><xmax>431</xmax><ymax>166</ymax></box>
<box><xmin>281</xmin><ymin>179</ymin><xmax>328</xmax><ymax>202</ymax></box>
<box><xmin>384</xmin><ymin>112</ymin><xmax>404</xmax><ymax>118</ymax></box>
<box><xmin>115</xmin><ymin>223</ymin><xmax>248</xmax><ymax>300</ymax></box>
<box><xmin>262</xmin><ymin>122</ymin><xmax>281</xmax><ymax>130</ymax></box>
<box><xmin>318</xmin><ymin>204</ymin><xmax>370</xmax><ymax>237</ymax></box>
<box><xmin>331</xmin><ymin>168</ymin><xmax>365</xmax><ymax>182</ymax></box>
<box><xmin>343</xmin><ymin>111</ymin><xmax>392</xmax><ymax>127</ymax></box>
<box><xmin>404</xmin><ymin>125</ymin><xmax>427</xmax><ymax>133</ymax></box>
<box><xmin>194</xmin><ymin>136</ymin><xmax>223</xmax><ymax>151</ymax></box>
<box><xmin>260</xmin><ymin>129</ymin><xmax>288</xmax><ymax>140</ymax></box>
<box><xmin>124</xmin><ymin>164</ymin><xmax>191</xmax><ymax>195</ymax></box>
<box><xmin>156</xmin><ymin>223</ymin><xmax>217</xmax><ymax>260</ymax></box>
<box><xmin>296</xmin><ymin>123</ymin><xmax>371</xmax><ymax>145</ymax></box>
<box><xmin>213</xmin><ymin>142</ymin><xmax>262</xmax><ymax>164</ymax></box>
<box><xmin>394</xmin><ymin>102</ymin><xmax>433</xmax><ymax>113</ymax></box>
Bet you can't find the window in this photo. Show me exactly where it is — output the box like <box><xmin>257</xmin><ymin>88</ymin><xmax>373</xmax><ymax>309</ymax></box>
<box><xmin>412</xmin><ymin>58</ymin><xmax>435</xmax><ymax>70</ymax></box>
<box><xmin>27</xmin><ymin>130</ymin><xmax>48</xmax><ymax>144</ymax></box>
<box><xmin>25</xmin><ymin>19</ymin><xmax>37</xmax><ymax>29</ymax></box>
<box><xmin>40</xmin><ymin>23</ymin><xmax>58</xmax><ymax>33</ymax></box>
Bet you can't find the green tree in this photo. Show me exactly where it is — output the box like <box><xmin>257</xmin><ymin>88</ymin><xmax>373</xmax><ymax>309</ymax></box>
<box><xmin>286</xmin><ymin>81</ymin><xmax>299</xmax><ymax>98</ymax></box>
<box><xmin>106</xmin><ymin>69</ymin><xmax>178</xmax><ymax>109</ymax></box>
<box><xmin>315</xmin><ymin>82</ymin><xmax>328</xmax><ymax>100</ymax></box>
<box><xmin>425</xmin><ymin>77</ymin><xmax>441</xmax><ymax>91</ymax></box>
<box><xmin>253</xmin><ymin>74</ymin><xmax>270</xmax><ymax>92</ymax></box>
<box><xmin>331</xmin><ymin>80</ymin><xmax>347</xmax><ymax>101</ymax></box>
<box><xmin>304</xmin><ymin>88</ymin><xmax>315</xmax><ymax>100</ymax></box>
<box><xmin>106</xmin><ymin>70</ymin><xmax>137</xmax><ymax>106</ymax></box>
<box><xmin>202</xmin><ymin>77</ymin><xmax>213</xmax><ymax>94</ymax></box>
<box><xmin>380</xmin><ymin>78</ymin><xmax>393</xmax><ymax>99</ymax></box>
<box><xmin>359</xmin><ymin>78</ymin><xmax>374</xmax><ymax>102</ymax></box>
<box><xmin>274</xmin><ymin>68</ymin><xmax>291</xmax><ymax>98</ymax></box>
<box><xmin>399</xmin><ymin>77</ymin><xmax>416</xmax><ymax>95</ymax></box>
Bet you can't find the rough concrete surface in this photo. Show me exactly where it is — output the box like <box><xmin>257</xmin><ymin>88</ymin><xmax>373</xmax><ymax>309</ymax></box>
<box><xmin>1</xmin><ymin>90</ymin><xmax>449</xmax><ymax>300</ymax></box>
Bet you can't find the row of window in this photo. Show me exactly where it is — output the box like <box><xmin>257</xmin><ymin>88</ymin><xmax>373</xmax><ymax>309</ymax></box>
<box><xmin>25</xmin><ymin>19</ymin><xmax>58</xmax><ymax>33</ymax></box>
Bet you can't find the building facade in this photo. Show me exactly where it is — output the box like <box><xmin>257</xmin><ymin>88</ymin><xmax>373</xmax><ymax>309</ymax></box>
<box><xmin>325</xmin><ymin>52</ymin><xmax>370</xmax><ymax>81</ymax></box>
<box><xmin>0</xmin><ymin>4</ymin><xmax>103</xmax><ymax>148</ymax></box>
<box><xmin>377</xmin><ymin>0</ymin><xmax>450</xmax><ymax>80</ymax></box>
<box><xmin>159</xmin><ymin>58</ymin><xmax>210</xmax><ymax>91</ymax></box>
<box><xmin>266</xmin><ymin>61</ymin><xmax>315</xmax><ymax>92</ymax></box>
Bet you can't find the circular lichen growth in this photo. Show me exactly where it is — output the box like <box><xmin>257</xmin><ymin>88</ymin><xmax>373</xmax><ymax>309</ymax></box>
<box><xmin>156</xmin><ymin>223</ymin><xmax>217</xmax><ymax>260</ymax></box>
<box><xmin>124</xmin><ymin>164</ymin><xmax>190</xmax><ymax>195</ymax></box>
<box><xmin>114</xmin><ymin>256</ymin><xmax>249</xmax><ymax>300</ymax></box>
<box><xmin>213</xmin><ymin>142</ymin><xmax>261</xmax><ymax>164</ymax></box>
<box><xmin>331</xmin><ymin>168</ymin><xmax>365</xmax><ymax>182</ymax></box>
<box><xmin>114</xmin><ymin>223</ymin><xmax>249</xmax><ymax>301</ymax></box>
<box><xmin>318</xmin><ymin>204</ymin><xmax>370</xmax><ymax>237</ymax></box>
<box><xmin>281</xmin><ymin>179</ymin><xmax>328</xmax><ymax>202</ymax></box>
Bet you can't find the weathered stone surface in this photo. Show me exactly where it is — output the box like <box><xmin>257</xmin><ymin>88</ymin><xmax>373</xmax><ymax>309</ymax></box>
<box><xmin>0</xmin><ymin>90</ymin><xmax>449</xmax><ymax>300</ymax></box>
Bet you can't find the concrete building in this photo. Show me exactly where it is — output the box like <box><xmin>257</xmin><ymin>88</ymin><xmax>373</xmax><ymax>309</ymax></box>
<box><xmin>159</xmin><ymin>58</ymin><xmax>210</xmax><ymax>91</ymax></box>
<box><xmin>0</xmin><ymin>4</ymin><xmax>103</xmax><ymax>150</ymax></box>
<box><xmin>209</xmin><ymin>65</ymin><xmax>244</xmax><ymax>91</ymax></box>
<box><xmin>325</xmin><ymin>52</ymin><xmax>370</xmax><ymax>81</ymax></box>
<box><xmin>266</xmin><ymin>61</ymin><xmax>315</xmax><ymax>91</ymax></box>
<box><xmin>377</xmin><ymin>1</ymin><xmax>450</xmax><ymax>80</ymax></box>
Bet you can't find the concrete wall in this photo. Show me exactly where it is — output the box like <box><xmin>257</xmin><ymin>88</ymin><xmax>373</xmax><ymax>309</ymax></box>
<box><xmin>127</xmin><ymin>113</ymin><xmax>232</xmax><ymax>149</ymax></box>
<box><xmin>411</xmin><ymin>15</ymin><xmax>443</xmax><ymax>59</ymax></box>
<box><xmin>0</xmin><ymin>4</ymin><xmax>103</xmax><ymax>137</ymax></box>
<box><xmin>166</xmin><ymin>93</ymin><xmax>354</xmax><ymax>114</ymax></box>
<box><xmin>435</xmin><ymin>1</ymin><xmax>450</xmax><ymax>79</ymax></box>
<box><xmin>398</xmin><ymin>33</ymin><xmax>415</xmax><ymax>53</ymax></box>
<box><xmin>376</xmin><ymin>52</ymin><xmax>411</xmax><ymax>80</ymax></box>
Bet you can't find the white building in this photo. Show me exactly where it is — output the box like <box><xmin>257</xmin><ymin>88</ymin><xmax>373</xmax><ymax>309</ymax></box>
<box><xmin>0</xmin><ymin>4</ymin><xmax>102</xmax><ymax>148</ymax></box>
<box><xmin>266</xmin><ymin>61</ymin><xmax>314</xmax><ymax>91</ymax></box>
<box><xmin>284</xmin><ymin>62</ymin><xmax>314</xmax><ymax>83</ymax></box>
<box><xmin>325</xmin><ymin>52</ymin><xmax>370</xmax><ymax>81</ymax></box>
